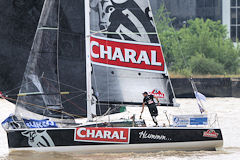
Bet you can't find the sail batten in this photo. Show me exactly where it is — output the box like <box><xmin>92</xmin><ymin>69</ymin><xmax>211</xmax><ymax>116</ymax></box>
<box><xmin>38</xmin><ymin>27</ymin><xmax>58</xmax><ymax>30</ymax></box>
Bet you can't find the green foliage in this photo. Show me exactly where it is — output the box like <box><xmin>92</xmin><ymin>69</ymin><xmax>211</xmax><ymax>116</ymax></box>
<box><xmin>155</xmin><ymin>5</ymin><xmax>175</xmax><ymax>33</ymax></box>
<box><xmin>190</xmin><ymin>54</ymin><xmax>225</xmax><ymax>74</ymax></box>
<box><xmin>155</xmin><ymin>7</ymin><xmax>240</xmax><ymax>75</ymax></box>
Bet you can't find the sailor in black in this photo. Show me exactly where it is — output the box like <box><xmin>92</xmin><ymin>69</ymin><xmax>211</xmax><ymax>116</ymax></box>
<box><xmin>140</xmin><ymin>91</ymin><xmax>160</xmax><ymax>126</ymax></box>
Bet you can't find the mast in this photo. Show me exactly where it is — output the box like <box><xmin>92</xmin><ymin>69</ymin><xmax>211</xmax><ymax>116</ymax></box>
<box><xmin>85</xmin><ymin>0</ymin><xmax>95</xmax><ymax>121</ymax></box>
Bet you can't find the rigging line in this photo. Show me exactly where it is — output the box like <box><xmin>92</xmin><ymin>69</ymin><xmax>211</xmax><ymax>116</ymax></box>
<box><xmin>38</xmin><ymin>27</ymin><xmax>58</xmax><ymax>30</ymax></box>
<box><xmin>44</xmin><ymin>77</ymin><xmax>86</xmax><ymax>92</ymax></box>
<box><xmin>108</xmin><ymin>105</ymin><xmax>121</xmax><ymax>114</ymax></box>
<box><xmin>58</xmin><ymin>30</ymin><xmax>83</xmax><ymax>36</ymax></box>
<box><xmin>10</xmin><ymin>91</ymin><xmax>82</xmax><ymax>97</ymax></box>
<box><xmin>90</xmin><ymin>30</ymin><xmax>158</xmax><ymax>35</ymax></box>
<box><xmin>90</xmin><ymin>29</ymin><xmax>107</xmax><ymax>116</ymax></box>
<box><xmin>56</xmin><ymin>0</ymin><xmax>62</xmax><ymax>119</ymax></box>
<box><xmin>90</xmin><ymin>28</ymin><xmax>107</xmax><ymax>36</ymax></box>
<box><xmin>5</xmin><ymin>75</ymin><xmax>62</xmax><ymax>95</ymax></box>
<box><xmin>61</xmin><ymin>93</ymin><xmax>86</xmax><ymax>104</ymax></box>
<box><xmin>4</xmin><ymin>80</ymin><xmax>36</xmax><ymax>94</ymax></box>
<box><xmin>59</xmin><ymin>85</ymin><xmax>87</xmax><ymax>113</ymax></box>
<box><xmin>56</xmin><ymin>81</ymin><xmax>87</xmax><ymax>113</ymax></box>
<box><xmin>94</xmin><ymin>106</ymin><xmax>121</xmax><ymax>121</ymax></box>
<box><xmin>4</xmin><ymin>96</ymin><xmax>84</xmax><ymax>118</ymax></box>
<box><xmin>43</xmin><ymin>77</ymin><xmax>86</xmax><ymax>113</ymax></box>
<box><xmin>42</xmin><ymin>77</ymin><xmax>59</xmax><ymax>93</ymax></box>
<box><xmin>92</xmin><ymin>66</ymin><xmax>102</xmax><ymax>115</ymax></box>
<box><xmin>4</xmin><ymin>76</ymin><xmax>54</xmax><ymax>96</ymax></box>
<box><xmin>42</xmin><ymin>77</ymin><xmax>87</xmax><ymax>113</ymax></box>
<box><xmin>60</xmin><ymin>94</ymin><xmax>87</xmax><ymax>113</ymax></box>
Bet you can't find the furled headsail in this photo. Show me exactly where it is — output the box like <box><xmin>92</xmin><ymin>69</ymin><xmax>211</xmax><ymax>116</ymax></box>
<box><xmin>90</xmin><ymin>0</ymin><xmax>175</xmax><ymax>106</ymax></box>
<box><xmin>15</xmin><ymin>0</ymin><xmax>88</xmax><ymax>119</ymax></box>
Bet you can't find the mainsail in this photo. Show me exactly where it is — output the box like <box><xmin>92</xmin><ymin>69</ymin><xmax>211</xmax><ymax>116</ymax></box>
<box><xmin>90</xmin><ymin>0</ymin><xmax>175</xmax><ymax>106</ymax></box>
<box><xmin>15</xmin><ymin>0</ymin><xmax>88</xmax><ymax>119</ymax></box>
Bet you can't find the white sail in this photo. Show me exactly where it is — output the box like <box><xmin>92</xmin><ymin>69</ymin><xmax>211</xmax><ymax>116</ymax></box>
<box><xmin>90</xmin><ymin>0</ymin><xmax>175</xmax><ymax>106</ymax></box>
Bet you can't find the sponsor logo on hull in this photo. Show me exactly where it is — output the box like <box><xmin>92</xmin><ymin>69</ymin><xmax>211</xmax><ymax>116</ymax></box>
<box><xmin>74</xmin><ymin>127</ymin><xmax>130</xmax><ymax>143</ymax></box>
<box><xmin>23</xmin><ymin>119</ymin><xmax>58</xmax><ymax>128</ymax></box>
<box><xmin>203</xmin><ymin>129</ymin><xmax>219</xmax><ymax>138</ymax></box>
<box><xmin>90</xmin><ymin>36</ymin><xmax>165</xmax><ymax>73</ymax></box>
<box><xmin>149</xmin><ymin>89</ymin><xmax>164</xmax><ymax>98</ymax></box>
<box><xmin>21</xmin><ymin>130</ymin><xmax>55</xmax><ymax>147</ymax></box>
<box><xmin>139</xmin><ymin>131</ymin><xmax>172</xmax><ymax>141</ymax></box>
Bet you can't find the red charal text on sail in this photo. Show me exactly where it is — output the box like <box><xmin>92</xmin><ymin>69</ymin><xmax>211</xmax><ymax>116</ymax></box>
<box><xmin>90</xmin><ymin>36</ymin><xmax>165</xmax><ymax>72</ymax></box>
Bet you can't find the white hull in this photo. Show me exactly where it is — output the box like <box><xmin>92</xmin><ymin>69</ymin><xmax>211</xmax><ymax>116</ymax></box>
<box><xmin>10</xmin><ymin>140</ymin><xmax>223</xmax><ymax>153</ymax></box>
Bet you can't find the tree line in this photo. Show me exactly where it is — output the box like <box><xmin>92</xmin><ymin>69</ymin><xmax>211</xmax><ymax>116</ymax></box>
<box><xmin>155</xmin><ymin>5</ymin><xmax>240</xmax><ymax>76</ymax></box>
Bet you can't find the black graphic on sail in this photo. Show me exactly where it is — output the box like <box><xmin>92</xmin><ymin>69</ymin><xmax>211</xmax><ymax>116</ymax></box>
<box><xmin>97</xmin><ymin>0</ymin><xmax>158</xmax><ymax>43</ymax></box>
<box><xmin>15</xmin><ymin>0</ymin><xmax>88</xmax><ymax>119</ymax></box>
<box><xmin>90</xmin><ymin>0</ymin><xmax>175</xmax><ymax>106</ymax></box>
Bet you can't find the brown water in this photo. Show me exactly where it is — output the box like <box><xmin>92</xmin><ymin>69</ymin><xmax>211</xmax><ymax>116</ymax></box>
<box><xmin>1</xmin><ymin>98</ymin><xmax>240</xmax><ymax>160</ymax></box>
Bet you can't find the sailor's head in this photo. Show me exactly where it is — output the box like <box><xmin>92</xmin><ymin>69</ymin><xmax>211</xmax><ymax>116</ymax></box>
<box><xmin>142</xmin><ymin>91</ymin><xmax>148</xmax><ymax>97</ymax></box>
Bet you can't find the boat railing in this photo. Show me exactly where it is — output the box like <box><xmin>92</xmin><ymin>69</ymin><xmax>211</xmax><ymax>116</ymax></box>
<box><xmin>207</xmin><ymin>113</ymin><xmax>220</xmax><ymax>128</ymax></box>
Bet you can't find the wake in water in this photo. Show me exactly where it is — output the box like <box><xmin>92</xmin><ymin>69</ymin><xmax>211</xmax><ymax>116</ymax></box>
<box><xmin>5</xmin><ymin>148</ymin><xmax>238</xmax><ymax>160</ymax></box>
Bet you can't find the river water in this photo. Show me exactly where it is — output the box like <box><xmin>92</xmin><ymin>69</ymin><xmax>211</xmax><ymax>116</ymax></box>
<box><xmin>0</xmin><ymin>98</ymin><xmax>240</xmax><ymax>160</ymax></box>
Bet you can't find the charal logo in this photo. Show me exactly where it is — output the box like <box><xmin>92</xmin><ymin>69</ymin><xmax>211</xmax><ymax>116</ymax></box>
<box><xmin>149</xmin><ymin>89</ymin><xmax>164</xmax><ymax>98</ymax></box>
<box><xmin>74</xmin><ymin>127</ymin><xmax>129</xmax><ymax>143</ymax></box>
<box><xmin>203</xmin><ymin>130</ymin><xmax>219</xmax><ymax>138</ymax></box>
<box><xmin>22</xmin><ymin>130</ymin><xmax>55</xmax><ymax>147</ymax></box>
<box><xmin>91</xmin><ymin>36</ymin><xmax>165</xmax><ymax>73</ymax></box>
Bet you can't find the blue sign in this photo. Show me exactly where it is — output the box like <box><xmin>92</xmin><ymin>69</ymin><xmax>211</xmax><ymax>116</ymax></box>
<box><xmin>23</xmin><ymin>119</ymin><xmax>58</xmax><ymax>128</ymax></box>
<box><xmin>1</xmin><ymin>115</ymin><xmax>13</xmax><ymax>125</ymax></box>
<box><xmin>190</xmin><ymin>117</ymin><xmax>208</xmax><ymax>125</ymax></box>
<box><xmin>1</xmin><ymin>115</ymin><xmax>14</xmax><ymax>129</ymax></box>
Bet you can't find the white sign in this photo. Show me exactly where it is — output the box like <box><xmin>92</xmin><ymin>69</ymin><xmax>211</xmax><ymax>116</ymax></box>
<box><xmin>173</xmin><ymin>115</ymin><xmax>208</xmax><ymax>127</ymax></box>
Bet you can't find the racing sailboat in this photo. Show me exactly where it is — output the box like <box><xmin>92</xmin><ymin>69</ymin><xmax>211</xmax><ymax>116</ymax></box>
<box><xmin>2</xmin><ymin>0</ymin><xmax>223</xmax><ymax>152</ymax></box>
